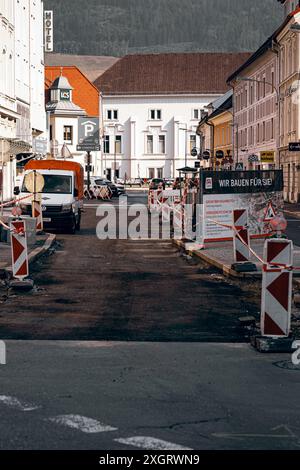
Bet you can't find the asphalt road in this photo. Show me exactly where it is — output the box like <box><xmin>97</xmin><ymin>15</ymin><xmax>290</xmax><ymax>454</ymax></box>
<box><xmin>0</xmin><ymin>192</ymin><xmax>259</xmax><ymax>342</ymax></box>
<box><xmin>285</xmin><ymin>214</ymin><xmax>300</xmax><ymax>244</ymax></box>
<box><xmin>0</xmin><ymin>193</ymin><xmax>299</xmax><ymax>451</ymax></box>
<box><xmin>0</xmin><ymin>340</ymin><xmax>299</xmax><ymax>450</ymax></box>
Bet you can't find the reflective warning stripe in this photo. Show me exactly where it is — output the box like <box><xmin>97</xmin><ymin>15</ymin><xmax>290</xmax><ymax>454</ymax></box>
<box><xmin>10</xmin><ymin>221</ymin><xmax>29</xmax><ymax>279</ymax></box>
<box><xmin>233</xmin><ymin>209</ymin><xmax>250</xmax><ymax>263</ymax></box>
<box><xmin>261</xmin><ymin>239</ymin><xmax>293</xmax><ymax>337</ymax></box>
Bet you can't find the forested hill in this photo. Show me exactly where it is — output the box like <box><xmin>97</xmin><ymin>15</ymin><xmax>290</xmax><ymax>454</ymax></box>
<box><xmin>44</xmin><ymin>0</ymin><xmax>282</xmax><ymax>57</ymax></box>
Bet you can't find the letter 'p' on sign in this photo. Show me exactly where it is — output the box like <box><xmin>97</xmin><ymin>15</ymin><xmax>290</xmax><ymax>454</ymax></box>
<box><xmin>0</xmin><ymin>341</ymin><xmax>6</xmax><ymax>365</ymax></box>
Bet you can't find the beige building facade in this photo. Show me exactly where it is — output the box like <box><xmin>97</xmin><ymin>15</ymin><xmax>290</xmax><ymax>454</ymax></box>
<box><xmin>276</xmin><ymin>8</ymin><xmax>300</xmax><ymax>202</ymax></box>
<box><xmin>227</xmin><ymin>39</ymin><xmax>278</xmax><ymax>172</ymax></box>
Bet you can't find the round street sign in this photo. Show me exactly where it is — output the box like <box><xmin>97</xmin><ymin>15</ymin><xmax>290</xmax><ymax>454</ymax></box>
<box><xmin>191</xmin><ymin>147</ymin><xmax>198</xmax><ymax>157</ymax></box>
<box><xmin>24</xmin><ymin>171</ymin><xmax>45</xmax><ymax>194</ymax></box>
<box><xmin>248</xmin><ymin>154</ymin><xmax>259</xmax><ymax>163</ymax></box>
<box><xmin>216</xmin><ymin>150</ymin><xmax>224</xmax><ymax>159</ymax></box>
<box><xmin>202</xmin><ymin>151</ymin><xmax>210</xmax><ymax>160</ymax></box>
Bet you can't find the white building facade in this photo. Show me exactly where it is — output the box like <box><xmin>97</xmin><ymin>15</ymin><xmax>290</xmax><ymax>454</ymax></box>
<box><xmin>47</xmin><ymin>74</ymin><xmax>102</xmax><ymax>177</ymax></box>
<box><xmin>101</xmin><ymin>95</ymin><xmax>214</xmax><ymax>180</ymax></box>
<box><xmin>96</xmin><ymin>53</ymin><xmax>251</xmax><ymax>180</ymax></box>
<box><xmin>0</xmin><ymin>0</ymin><xmax>46</xmax><ymax>201</ymax></box>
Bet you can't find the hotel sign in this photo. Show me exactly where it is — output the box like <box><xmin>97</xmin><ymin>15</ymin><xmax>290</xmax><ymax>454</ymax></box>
<box><xmin>44</xmin><ymin>11</ymin><xmax>53</xmax><ymax>52</ymax></box>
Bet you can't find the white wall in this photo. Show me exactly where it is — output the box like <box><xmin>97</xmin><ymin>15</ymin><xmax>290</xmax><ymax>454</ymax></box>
<box><xmin>101</xmin><ymin>94</ymin><xmax>219</xmax><ymax>179</ymax></box>
<box><xmin>0</xmin><ymin>0</ymin><xmax>46</xmax><ymax>202</ymax></box>
<box><xmin>50</xmin><ymin>115</ymin><xmax>100</xmax><ymax>176</ymax></box>
<box><xmin>0</xmin><ymin>0</ymin><xmax>16</xmax><ymax>117</ymax></box>
<box><xmin>0</xmin><ymin>0</ymin><xmax>16</xmax><ymax>201</ymax></box>
<box><xmin>15</xmin><ymin>0</ymin><xmax>46</xmax><ymax>141</ymax></box>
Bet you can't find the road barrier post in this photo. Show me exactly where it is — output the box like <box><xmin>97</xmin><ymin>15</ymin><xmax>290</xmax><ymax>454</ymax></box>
<box><xmin>261</xmin><ymin>238</ymin><xmax>293</xmax><ymax>337</ymax></box>
<box><xmin>233</xmin><ymin>209</ymin><xmax>250</xmax><ymax>263</ymax></box>
<box><xmin>32</xmin><ymin>200</ymin><xmax>43</xmax><ymax>232</ymax></box>
<box><xmin>10</xmin><ymin>220</ymin><xmax>29</xmax><ymax>280</ymax></box>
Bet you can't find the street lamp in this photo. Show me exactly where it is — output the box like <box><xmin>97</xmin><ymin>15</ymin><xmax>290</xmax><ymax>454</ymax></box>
<box><xmin>237</xmin><ymin>76</ymin><xmax>280</xmax><ymax>103</ymax></box>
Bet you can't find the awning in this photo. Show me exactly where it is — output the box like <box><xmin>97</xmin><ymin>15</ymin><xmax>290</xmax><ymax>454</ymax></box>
<box><xmin>0</xmin><ymin>138</ymin><xmax>32</xmax><ymax>163</ymax></box>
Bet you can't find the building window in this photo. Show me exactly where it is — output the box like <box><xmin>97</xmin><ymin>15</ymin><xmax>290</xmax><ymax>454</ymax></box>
<box><xmin>115</xmin><ymin>135</ymin><xmax>122</xmax><ymax>154</ymax></box>
<box><xmin>63</xmin><ymin>126</ymin><xmax>73</xmax><ymax>143</ymax></box>
<box><xmin>271</xmin><ymin>118</ymin><xmax>274</xmax><ymax>140</ymax></box>
<box><xmin>147</xmin><ymin>135</ymin><xmax>153</xmax><ymax>154</ymax></box>
<box><xmin>263</xmin><ymin>121</ymin><xmax>266</xmax><ymax>141</ymax></box>
<box><xmin>104</xmin><ymin>135</ymin><xmax>110</xmax><ymax>154</ymax></box>
<box><xmin>263</xmin><ymin>77</ymin><xmax>266</xmax><ymax>98</ymax></box>
<box><xmin>159</xmin><ymin>135</ymin><xmax>166</xmax><ymax>154</ymax></box>
<box><xmin>107</xmin><ymin>109</ymin><xmax>118</xmax><ymax>120</ymax></box>
<box><xmin>50</xmin><ymin>125</ymin><xmax>53</xmax><ymax>141</ymax></box>
<box><xmin>189</xmin><ymin>134</ymin><xmax>196</xmax><ymax>152</ymax></box>
<box><xmin>149</xmin><ymin>109</ymin><xmax>162</xmax><ymax>120</ymax></box>
<box><xmin>193</xmin><ymin>109</ymin><xmax>201</xmax><ymax>120</ymax></box>
<box><xmin>148</xmin><ymin>168</ymin><xmax>155</xmax><ymax>179</ymax></box>
<box><xmin>157</xmin><ymin>168</ymin><xmax>163</xmax><ymax>179</ymax></box>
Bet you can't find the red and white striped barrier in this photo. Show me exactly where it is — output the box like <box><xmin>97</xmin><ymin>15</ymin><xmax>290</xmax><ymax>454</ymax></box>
<box><xmin>261</xmin><ymin>238</ymin><xmax>293</xmax><ymax>338</ymax></box>
<box><xmin>0</xmin><ymin>193</ymin><xmax>33</xmax><ymax>208</ymax></box>
<box><xmin>173</xmin><ymin>202</ymin><xmax>183</xmax><ymax>236</ymax></box>
<box><xmin>32</xmin><ymin>201</ymin><xmax>43</xmax><ymax>232</ymax></box>
<box><xmin>148</xmin><ymin>190</ymin><xmax>160</xmax><ymax>212</ymax></box>
<box><xmin>233</xmin><ymin>209</ymin><xmax>250</xmax><ymax>263</ymax></box>
<box><xmin>10</xmin><ymin>220</ymin><xmax>29</xmax><ymax>280</ymax></box>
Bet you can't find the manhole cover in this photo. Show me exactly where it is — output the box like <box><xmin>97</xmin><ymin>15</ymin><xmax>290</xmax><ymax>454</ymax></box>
<box><xmin>273</xmin><ymin>360</ymin><xmax>300</xmax><ymax>371</ymax></box>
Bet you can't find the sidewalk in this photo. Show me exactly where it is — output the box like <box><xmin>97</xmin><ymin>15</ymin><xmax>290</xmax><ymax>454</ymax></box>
<box><xmin>0</xmin><ymin>231</ymin><xmax>56</xmax><ymax>276</ymax></box>
<box><xmin>174</xmin><ymin>238</ymin><xmax>300</xmax><ymax>284</ymax></box>
<box><xmin>284</xmin><ymin>202</ymin><xmax>300</xmax><ymax>218</ymax></box>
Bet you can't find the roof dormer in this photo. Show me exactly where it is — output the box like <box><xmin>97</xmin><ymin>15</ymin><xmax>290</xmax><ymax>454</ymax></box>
<box><xmin>49</xmin><ymin>73</ymin><xmax>74</xmax><ymax>103</ymax></box>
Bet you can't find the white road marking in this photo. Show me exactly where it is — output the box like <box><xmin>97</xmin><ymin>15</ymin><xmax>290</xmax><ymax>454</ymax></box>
<box><xmin>0</xmin><ymin>395</ymin><xmax>40</xmax><ymax>412</ymax></box>
<box><xmin>49</xmin><ymin>414</ymin><xmax>118</xmax><ymax>434</ymax></box>
<box><xmin>212</xmin><ymin>431</ymin><xmax>296</xmax><ymax>440</ymax></box>
<box><xmin>115</xmin><ymin>436</ymin><xmax>192</xmax><ymax>450</ymax></box>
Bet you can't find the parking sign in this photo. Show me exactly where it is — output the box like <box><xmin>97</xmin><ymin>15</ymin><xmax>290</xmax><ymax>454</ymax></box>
<box><xmin>77</xmin><ymin>117</ymin><xmax>100</xmax><ymax>151</ymax></box>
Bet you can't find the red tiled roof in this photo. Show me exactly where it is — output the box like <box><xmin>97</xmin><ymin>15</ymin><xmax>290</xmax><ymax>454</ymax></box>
<box><xmin>94</xmin><ymin>53</ymin><xmax>252</xmax><ymax>95</ymax></box>
<box><xmin>45</xmin><ymin>54</ymin><xmax>119</xmax><ymax>82</ymax></box>
<box><xmin>45</xmin><ymin>66</ymin><xmax>99</xmax><ymax>117</ymax></box>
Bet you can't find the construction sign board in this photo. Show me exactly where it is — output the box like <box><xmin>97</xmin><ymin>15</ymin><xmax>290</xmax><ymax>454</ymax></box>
<box><xmin>264</xmin><ymin>201</ymin><xmax>277</xmax><ymax>221</ymax></box>
<box><xmin>260</xmin><ymin>151</ymin><xmax>275</xmax><ymax>164</ymax></box>
<box><xmin>197</xmin><ymin>170</ymin><xmax>284</xmax><ymax>243</ymax></box>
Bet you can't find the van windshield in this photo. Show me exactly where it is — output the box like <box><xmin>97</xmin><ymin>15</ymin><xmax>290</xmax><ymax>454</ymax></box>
<box><xmin>22</xmin><ymin>175</ymin><xmax>72</xmax><ymax>194</ymax></box>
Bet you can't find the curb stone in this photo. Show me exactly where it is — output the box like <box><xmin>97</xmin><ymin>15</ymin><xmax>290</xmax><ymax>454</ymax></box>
<box><xmin>284</xmin><ymin>210</ymin><xmax>300</xmax><ymax>219</ymax></box>
<box><xmin>173</xmin><ymin>239</ymin><xmax>300</xmax><ymax>287</ymax></box>
<box><xmin>172</xmin><ymin>239</ymin><xmax>260</xmax><ymax>280</ymax></box>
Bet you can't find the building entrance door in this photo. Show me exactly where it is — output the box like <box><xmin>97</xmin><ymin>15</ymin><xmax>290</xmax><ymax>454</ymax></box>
<box><xmin>106</xmin><ymin>169</ymin><xmax>112</xmax><ymax>181</ymax></box>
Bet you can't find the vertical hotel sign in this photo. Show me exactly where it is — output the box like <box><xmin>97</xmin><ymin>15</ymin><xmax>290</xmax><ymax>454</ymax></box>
<box><xmin>44</xmin><ymin>11</ymin><xmax>53</xmax><ymax>52</ymax></box>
